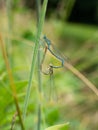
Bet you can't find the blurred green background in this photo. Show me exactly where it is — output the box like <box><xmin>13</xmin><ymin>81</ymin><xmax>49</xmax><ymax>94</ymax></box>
<box><xmin>0</xmin><ymin>0</ymin><xmax>98</xmax><ymax>130</ymax></box>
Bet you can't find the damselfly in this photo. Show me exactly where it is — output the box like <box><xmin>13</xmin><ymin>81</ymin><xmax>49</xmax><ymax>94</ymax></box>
<box><xmin>40</xmin><ymin>35</ymin><xmax>67</xmax><ymax>100</ymax></box>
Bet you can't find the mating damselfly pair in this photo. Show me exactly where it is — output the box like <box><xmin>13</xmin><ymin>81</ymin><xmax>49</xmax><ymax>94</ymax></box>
<box><xmin>39</xmin><ymin>36</ymin><xmax>68</xmax><ymax>101</ymax></box>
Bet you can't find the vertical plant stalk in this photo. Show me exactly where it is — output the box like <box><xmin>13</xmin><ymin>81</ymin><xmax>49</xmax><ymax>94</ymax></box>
<box><xmin>36</xmin><ymin>0</ymin><xmax>42</xmax><ymax>130</ymax></box>
<box><xmin>23</xmin><ymin>0</ymin><xmax>48</xmax><ymax>120</ymax></box>
<box><xmin>36</xmin><ymin>0</ymin><xmax>41</xmax><ymax>25</ymax></box>
<box><xmin>0</xmin><ymin>34</ymin><xmax>24</xmax><ymax>130</ymax></box>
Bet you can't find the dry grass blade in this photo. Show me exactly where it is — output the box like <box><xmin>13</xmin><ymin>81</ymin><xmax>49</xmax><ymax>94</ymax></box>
<box><xmin>0</xmin><ymin>33</ymin><xmax>24</xmax><ymax>130</ymax></box>
<box><xmin>64</xmin><ymin>62</ymin><xmax>98</xmax><ymax>97</ymax></box>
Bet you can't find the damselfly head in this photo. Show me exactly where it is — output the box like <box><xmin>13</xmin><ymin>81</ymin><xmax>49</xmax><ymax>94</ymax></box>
<box><xmin>43</xmin><ymin>35</ymin><xmax>46</xmax><ymax>39</ymax></box>
<box><xmin>43</xmin><ymin>35</ymin><xmax>51</xmax><ymax>46</ymax></box>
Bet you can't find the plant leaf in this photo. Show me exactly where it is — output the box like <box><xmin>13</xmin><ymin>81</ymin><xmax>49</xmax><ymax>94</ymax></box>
<box><xmin>45</xmin><ymin>122</ymin><xmax>70</xmax><ymax>130</ymax></box>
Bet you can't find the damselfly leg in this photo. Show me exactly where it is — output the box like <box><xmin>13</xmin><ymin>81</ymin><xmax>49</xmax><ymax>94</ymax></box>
<box><xmin>48</xmin><ymin>64</ymin><xmax>58</xmax><ymax>101</ymax></box>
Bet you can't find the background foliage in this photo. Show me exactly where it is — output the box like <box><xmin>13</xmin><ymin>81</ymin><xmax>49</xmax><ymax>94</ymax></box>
<box><xmin>0</xmin><ymin>0</ymin><xmax>98</xmax><ymax>130</ymax></box>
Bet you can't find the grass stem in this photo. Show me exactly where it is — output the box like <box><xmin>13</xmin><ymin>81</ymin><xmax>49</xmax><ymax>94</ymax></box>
<box><xmin>23</xmin><ymin>0</ymin><xmax>48</xmax><ymax>120</ymax></box>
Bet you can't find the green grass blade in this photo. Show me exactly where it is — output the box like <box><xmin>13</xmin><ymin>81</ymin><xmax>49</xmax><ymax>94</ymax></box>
<box><xmin>45</xmin><ymin>123</ymin><xmax>70</xmax><ymax>130</ymax></box>
<box><xmin>23</xmin><ymin>0</ymin><xmax>48</xmax><ymax>120</ymax></box>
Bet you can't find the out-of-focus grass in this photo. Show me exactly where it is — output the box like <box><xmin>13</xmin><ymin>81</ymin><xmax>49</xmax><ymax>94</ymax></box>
<box><xmin>56</xmin><ymin>22</ymin><xmax>98</xmax><ymax>42</ymax></box>
<box><xmin>0</xmin><ymin>10</ymin><xmax>98</xmax><ymax>130</ymax></box>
